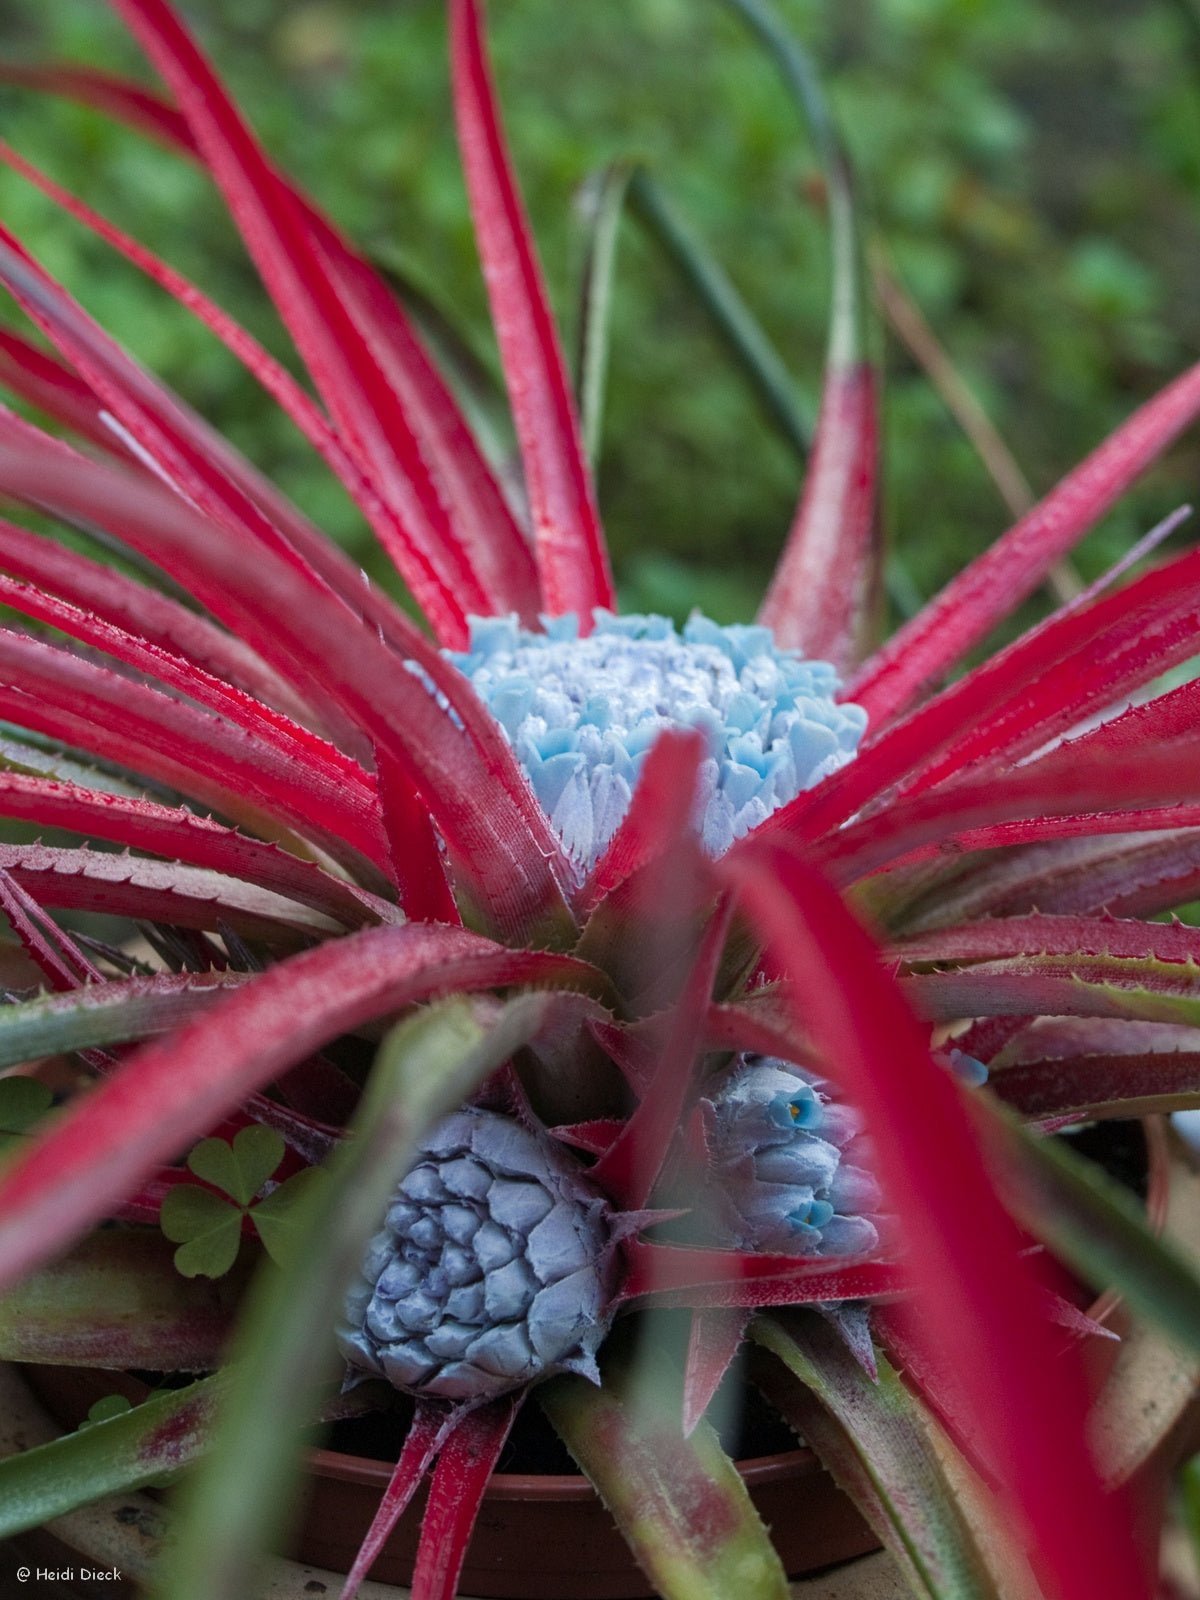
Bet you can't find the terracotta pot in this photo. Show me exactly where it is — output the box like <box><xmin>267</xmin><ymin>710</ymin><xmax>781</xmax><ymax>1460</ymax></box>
<box><xmin>14</xmin><ymin>1119</ymin><xmax>1195</xmax><ymax>1600</ymax></box>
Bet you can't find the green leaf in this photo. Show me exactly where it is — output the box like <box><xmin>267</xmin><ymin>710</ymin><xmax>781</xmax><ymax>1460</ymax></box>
<box><xmin>982</xmin><ymin>1098</ymin><xmax>1200</xmax><ymax>1357</ymax></box>
<box><xmin>0</xmin><ymin>1228</ymin><xmax>245</xmax><ymax>1369</ymax></box>
<box><xmin>0</xmin><ymin>976</ymin><xmax>239</xmax><ymax>1071</ymax></box>
<box><xmin>250</xmin><ymin>1168</ymin><xmax>330</xmax><ymax>1268</ymax></box>
<box><xmin>187</xmin><ymin>1126</ymin><xmax>285</xmax><ymax>1206</ymax></box>
<box><xmin>627</xmin><ymin>167</ymin><xmax>812</xmax><ymax>460</ymax></box>
<box><xmin>83</xmin><ymin>1394</ymin><xmax>133</xmax><ymax>1427</ymax></box>
<box><xmin>572</xmin><ymin>158</ymin><xmax>637</xmax><ymax>466</ymax></box>
<box><xmin>0</xmin><ymin>1075</ymin><xmax>52</xmax><ymax>1143</ymax></box>
<box><xmin>156</xmin><ymin>991</ymin><xmax>566</xmax><ymax>1600</ymax></box>
<box><xmin>160</xmin><ymin>1186</ymin><xmax>244</xmax><ymax>1280</ymax></box>
<box><xmin>750</xmin><ymin>1312</ymin><xmax>997</xmax><ymax>1600</ymax></box>
<box><xmin>539</xmin><ymin>1327</ymin><xmax>790</xmax><ymax>1600</ymax></box>
<box><xmin>0</xmin><ymin>1376</ymin><xmax>221</xmax><ymax>1538</ymax></box>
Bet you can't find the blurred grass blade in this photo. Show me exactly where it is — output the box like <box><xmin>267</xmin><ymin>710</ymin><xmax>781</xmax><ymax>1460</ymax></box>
<box><xmin>983</xmin><ymin>1100</ymin><xmax>1200</xmax><ymax>1356</ymax></box>
<box><xmin>0</xmin><ymin>1375</ymin><xmax>220</xmax><ymax>1537</ymax></box>
<box><xmin>572</xmin><ymin>158</ymin><xmax>637</xmax><ymax>468</ymax></box>
<box><xmin>627</xmin><ymin>168</ymin><xmax>812</xmax><ymax>459</ymax></box>
<box><xmin>869</xmin><ymin>243</ymin><xmax>1082</xmax><ymax>607</ymax></box>
<box><xmin>154</xmin><ymin>990</ymin><xmax>567</xmax><ymax>1600</ymax></box>
<box><xmin>721</xmin><ymin>0</ymin><xmax>879</xmax><ymax>666</ymax></box>
<box><xmin>539</xmin><ymin>1329</ymin><xmax>789</xmax><ymax>1600</ymax></box>
<box><xmin>750</xmin><ymin>1312</ymin><xmax>997</xmax><ymax>1600</ymax></box>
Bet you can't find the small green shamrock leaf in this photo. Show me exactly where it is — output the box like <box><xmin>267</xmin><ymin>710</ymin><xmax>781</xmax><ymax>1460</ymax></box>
<box><xmin>83</xmin><ymin>1394</ymin><xmax>133</xmax><ymax>1428</ymax></box>
<box><xmin>160</xmin><ymin>1184</ymin><xmax>243</xmax><ymax>1279</ymax></box>
<box><xmin>250</xmin><ymin>1168</ymin><xmax>330</xmax><ymax>1269</ymax></box>
<box><xmin>0</xmin><ymin>1075</ymin><xmax>53</xmax><ymax>1149</ymax></box>
<box><xmin>186</xmin><ymin>1125</ymin><xmax>285</xmax><ymax>1206</ymax></box>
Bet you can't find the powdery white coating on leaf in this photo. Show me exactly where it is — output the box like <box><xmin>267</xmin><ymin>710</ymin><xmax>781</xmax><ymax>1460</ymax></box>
<box><xmin>338</xmin><ymin>1107</ymin><xmax>616</xmax><ymax>1402</ymax></box>
<box><xmin>445</xmin><ymin>611</ymin><xmax>868</xmax><ymax>874</ymax></box>
<box><xmin>700</xmin><ymin>1055</ymin><xmax>882</xmax><ymax>1257</ymax></box>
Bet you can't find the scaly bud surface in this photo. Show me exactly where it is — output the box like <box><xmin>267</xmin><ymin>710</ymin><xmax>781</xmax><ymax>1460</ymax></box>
<box><xmin>700</xmin><ymin>1055</ymin><xmax>882</xmax><ymax>1256</ymax></box>
<box><xmin>339</xmin><ymin>1108</ymin><xmax>616</xmax><ymax>1402</ymax></box>
<box><xmin>446</xmin><ymin>611</ymin><xmax>868</xmax><ymax>874</ymax></box>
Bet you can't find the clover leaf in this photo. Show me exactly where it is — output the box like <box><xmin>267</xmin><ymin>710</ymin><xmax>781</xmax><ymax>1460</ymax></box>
<box><xmin>0</xmin><ymin>1075</ymin><xmax>53</xmax><ymax>1151</ymax></box>
<box><xmin>249</xmin><ymin>1168</ymin><xmax>328</xmax><ymax>1269</ymax></box>
<box><xmin>161</xmin><ymin>1125</ymin><xmax>327</xmax><ymax>1278</ymax></box>
<box><xmin>186</xmin><ymin>1125</ymin><xmax>285</xmax><ymax>1207</ymax></box>
<box><xmin>160</xmin><ymin>1184</ymin><xmax>244</xmax><ymax>1279</ymax></box>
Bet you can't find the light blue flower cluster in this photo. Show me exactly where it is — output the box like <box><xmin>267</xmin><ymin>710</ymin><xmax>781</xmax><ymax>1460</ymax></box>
<box><xmin>445</xmin><ymin>612</ymin><xmax>868</xmax><ymax>875</ymax></box>
<box><xmin>338</xmin><ymin>1108</ymin><xmax>615</xmax><ymax>1402</ymax></box>
<box><xmin>700</xmin><ymin>1055</ymin><xmax>882</xmax><ymax>1257</ymax></box>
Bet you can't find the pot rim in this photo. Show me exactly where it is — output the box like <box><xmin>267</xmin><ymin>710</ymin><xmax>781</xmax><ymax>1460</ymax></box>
<box><xmin>306</xmin><ymin>1439</ymin><xmax>822</xmax><ymax>1500</ymax></box>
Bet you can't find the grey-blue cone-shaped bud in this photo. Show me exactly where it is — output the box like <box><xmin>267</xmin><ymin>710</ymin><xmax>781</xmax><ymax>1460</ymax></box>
<box><xmin>338</xmin><ymin>1108</ymin><xmax>617</xmax><ymax>1403</ymax></box>
<box><xmin>700</xmin><ymin>1055</ymin><xmax>882</xmax><ymax>1257</ymax></box>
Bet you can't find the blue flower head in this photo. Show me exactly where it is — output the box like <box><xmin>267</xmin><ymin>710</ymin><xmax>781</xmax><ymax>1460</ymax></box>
<box><xmin>445</xmin><ymin>611</ymin><xmax>868</xmax><ymax>876</ymax></box>
<box><xmin>700</xmin><ymin>1055</ymin><xmax>882</xmax><ymax>1257</ymax></box>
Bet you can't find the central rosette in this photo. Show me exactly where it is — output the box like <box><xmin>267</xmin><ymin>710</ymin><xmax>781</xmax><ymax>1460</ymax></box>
<box><xmin>446</xmin><ymin>612</ymin><xmax>868</xmax><ymax>875</ymax></box>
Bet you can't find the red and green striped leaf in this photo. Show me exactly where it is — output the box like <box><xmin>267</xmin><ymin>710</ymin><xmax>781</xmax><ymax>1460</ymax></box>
<box><xmin>0</xmin><ymin>1229</ymin><xmax>246</xmax><ymax>1371</ymax></box>
<box><xmin>539</xmin><ymin>1332</ymin><xmax>790</xmax><ymax>1600</ymax></box>
<box><xmin>751</xmin><ymin>1312</ymin><xmax>997</xmax><ymax>1599</ymax></box>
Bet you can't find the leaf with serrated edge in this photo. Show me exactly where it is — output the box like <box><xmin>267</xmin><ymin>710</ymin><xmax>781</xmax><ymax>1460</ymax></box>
<box><xmin>0</xmin><ymin>974</ymin><xmax>242</xmax><ymax>1072</ymax></box>
<box><xmin>751</xmin><ymin>1311</ymin><xmax>996</xmax><ymax>1600</ymax></box>
<box><xmin>539</xmin><ymin>1328</ymin><xmax>789</xmax><ymax>1600</ymax></box>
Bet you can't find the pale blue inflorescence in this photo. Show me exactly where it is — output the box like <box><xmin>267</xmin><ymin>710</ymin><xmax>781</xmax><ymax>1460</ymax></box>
<box><xmin>445</xmin><ymin>611</ymin><xmax>869</xmax><ymax>876</ymax></box>
<box><xmin>701</xmin><ymin>1055</ymin><xmax>883</xmax><ymax>1257</ymax></box>
<box><xmin>338</xmin><ymin>1108</ymin><xmax>616</xmax><ymax>1402</ymax></box>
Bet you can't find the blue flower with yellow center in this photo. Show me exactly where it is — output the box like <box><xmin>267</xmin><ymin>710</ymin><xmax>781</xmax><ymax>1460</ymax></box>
<box><xmin>446</xmin><ymin>611</ymin><xmax>868</xmax><ymax>876</ymax></box>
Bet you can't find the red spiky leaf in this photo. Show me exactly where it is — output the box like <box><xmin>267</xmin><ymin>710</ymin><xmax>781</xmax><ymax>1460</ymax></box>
<box><xmin>0</xmin><ymin>436</ymin><xmax>576</xmax><ymax>940</ymax></box>
<box><xmin>449</xmin><ymin>0</ymin><xmax>614</xmax><ymax>620</ymax></box>
<box><xmin>408</xmin><ymin>1394</ymin><xmax>521</xmax><ymax>1600</ymax></box>
<box><xmin>0</xmin><ymin>924</ymin><xmax>603</xmax><ymax>1288</ymax></box>
<box><xmin>846</xmin><ymin>358</ymin><xmax>1200</xmax><ymax>726</ymax></box>
<box><xmin>0</xmin><ymin>773</ymin><xmax>389</xmax><ymax>930</ymax></box>
<box><xmin>337</xmin><ymin>1401</ymin><xmax>457</xmax><ymax>1600</ymax></box>
<box><xmin>759</xmin><ymin>361</ymin><xmax>878</xmax><ymax>669</ymax></box>
<box><xmin>0</xmin><ymin>128</ymin><xmax>539</xmax><ymax>627</ymax></box>
<box><xmin>719</xmin><ymin>837</ymin><xmax>1151</xmax><ymax>1600</ymax></box>
<box><xmin>106</xmin><ymin>0</ymin><xmax>509</xmax><ymax>642</ymax></box>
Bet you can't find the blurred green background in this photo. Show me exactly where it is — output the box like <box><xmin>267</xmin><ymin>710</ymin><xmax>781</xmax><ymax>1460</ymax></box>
<box><xmin>1</xmin><ymin>0</ymin><xmax>1199</xmax><ymax>634</ymax></box>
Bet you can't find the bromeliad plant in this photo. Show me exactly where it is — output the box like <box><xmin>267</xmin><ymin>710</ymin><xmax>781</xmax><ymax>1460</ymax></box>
<box><xmin>1</xmin><ymin>2</ymin><xmax>1200</xmax><ymax>1598</ymax></box>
